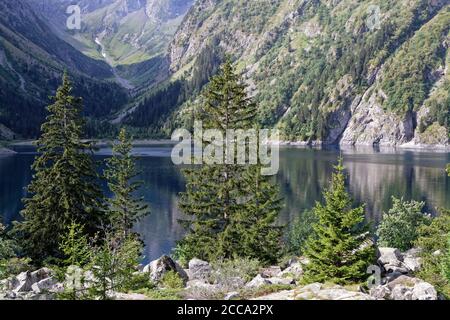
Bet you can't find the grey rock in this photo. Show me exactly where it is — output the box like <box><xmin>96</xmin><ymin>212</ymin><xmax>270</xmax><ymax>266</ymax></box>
<box><xmin>412</xmin><ymin>282</ymin><xmax>438</xmax><ymax>300</ymax></box>
<box><xmin>267</xmin><ymin>277</ymin><xmax>294</xmax><ymax>286</ymax></box>
<box><xmin>377</xmin><ymin>247</ymin><xmax>403</xmax><ymax>267</ymax></box>
<box><xmin>224</xmin><ymin>291</ymin><xmax>239</xmax><ymax>300</ymax></box>
<box><xmin>369</xmin><ymin>285</ymin><xmax>391</xmax><ymax>300</ymax></box>
<box><xmin>144</xmin><ymin>255</ymin><xmax>187</xmax><ymax>283</ymax></box>
<box><xmin>340</xmin><ymin>89</ymin><xmax>415</xmax><ymax>147</ymax></box>
<box><xmin>301</xmin><ymin>283</ymin><xmax>322</xmax><ymax>295</ymax></box>
<box><xmin>245</xmin><ymin>275</ymin><xmax>271</xmax><ymax>289</ymax></box>
<box><xmin>30</xmin><ymin>268</ymin><xmax>53</xmax><ymax>283</ymax></box>
<box><xmin>188</xmin><ymin>258</ymin><xmax>211</xmax><ymax>281</ymax></box>
<box><xmin>316</xmin><ymin>288</ymin><xmax>373</xmax><ymax>300</ymax></box>
<box><xmin>390</xmin><ymin>284</ymin><xmax>413</xmax><ymax>300</ymax></box>
<box><xmin>111</xmin><ymin>292</ymin><xmax>148</xmax><ymax>300</ymax></box>
<box><xmin>278</xmin><ymin>262</ymin><xmax>303</xmax><ymax>278</ymax></box>
<box><xmin>13</xmin><ymin>272</ymin><xmax>33</xmax><ymax>292</ymax></box>
<box><xmin>31</xmin><ymin>277</ymin><xmax>58</xmax><ymax>294</ymax></box>
<box><xmin>294</xmin><ymin>283</ymin><xmax>373</xmax><ymax>300</ymax></box>
<box><xmin>260</xmin><ymin>266</ymin><xmax>282</xmax><ymax>278</ymax></box>
<box><xmin>371</xmin><ymin>275</ymin><xmax>438</xmax><ymax>300</ymax></box>
<box><xmin>403</xmin><ymin>256</ymin><xmax>421</xmax><ymax>273</ymax></box>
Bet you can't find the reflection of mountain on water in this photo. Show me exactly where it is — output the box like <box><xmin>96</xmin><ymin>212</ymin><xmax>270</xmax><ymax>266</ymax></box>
<box><xmin>344</xmin><ymin>151</ymin><xmax>450</xmax><ymax>222</ymax></box>
<box><xmin>1</xmin><ymin>147</ymin><xmax>449</xmax><ymax>261</ymax></box>
<box><xmin>277</xmin><ymin>147</ymin><xmax>450</xmax><ymax>226</ymax></box>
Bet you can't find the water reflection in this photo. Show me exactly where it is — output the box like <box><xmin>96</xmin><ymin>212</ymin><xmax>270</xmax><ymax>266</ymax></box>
<box><xmin>1</xmin><ymin>145</ymin><xmax>449</xmax><ymax>261</ymax></box>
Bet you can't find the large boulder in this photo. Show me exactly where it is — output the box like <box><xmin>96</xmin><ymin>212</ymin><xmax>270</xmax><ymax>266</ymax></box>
<box><xmin>411</xmin><ymin>281</ymin><xmax>437</xmax><ymax>300</ymax></box>
<box><xmin>402</xmin><ymin>248</ymin><xmax>422</xmax><ymax>273</ymax></box>
<box><xmin>31</xmin><ymin>277</ymin><xmax>58</xmax><ymax>294</ymax></box>
<box><xmin>188</xmin><ymin>258</ymin><xmax>212</xmax><ymax>281</ymax></box>
<box><xmin>377</xmin><ymin>247</ymin><xmax>409</xmax><ymax>275</ymax></box>
<box><xmin>13</xmin><ymin>272</ymin><xmax>33</xmax><ymax>292</ymax></box>
<box><xmin>143</xmin><ymin>255</ymin><xmax>188</xmax><ymax>283</ymax></box>
<box><xmin>267</xmin><ymin>277</ymin><xmax>295</xmax><ymax>286</ymax></box>
<box><xmin>30</xmin><ymin>268</ymin><xmax>53</xmax><ymax>283</ymax></box>
<box><xmin>377</xmin><ymin>247</ymin><xmax>403</xmax><ymax>267</ymax></box>
<box><xmin>245</xmin><ymin>275</ymin><xmax>271</xmax><ymax>289</ymax></box>
<box><xmin>293</xmin><ymin>283</ymin><xmax>373</xmax><ymax>300</ymax></box>
<box><xmin>278</xmin><ymin>262</ymin><xmax>304</xmax><ymax>279</ymax></box>
<box><xmin>370</xmin><ymin>275</ymin><xmax>438</xmax><ymax>300</ymax></box>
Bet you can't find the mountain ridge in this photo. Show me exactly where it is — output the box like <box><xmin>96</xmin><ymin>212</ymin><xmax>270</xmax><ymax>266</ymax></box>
<box><xmin>155</xmin><ymin>0</ymin><xmax>449</xmax><ymax>147</ymax></box>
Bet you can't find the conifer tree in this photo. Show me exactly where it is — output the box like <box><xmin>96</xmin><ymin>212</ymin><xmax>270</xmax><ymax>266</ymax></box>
<box><xmin>222</xmin><ymin>164</ymin><xmax>283</xmax><ymax>263</ymax></box>
<box><xmin>88</xmin><ymin>231</ymin><xmax>142</xmax><ymax>300</ymax></box>
<box><xmin>59</xmin><ymin>221</ymin><xmax>92</xmax><ymax>267</ymax></box>
<box><xmin>105</xmin><ymin>128</ymin><xmax>149</xmax><ymax>237</ymax></box>
<box><xmin>302</xmin><ymin>159</ymin><xmax>375</xmax><ymax>284</ymax></box>
<box><xmin>177</xmin><ymin>59</ymin><xmax>282</xmax><ymax>264</ymax></box>
<box><xmin>16</xmin><ymin>74</ymin><xmax>105</xmax><ymax>262</ymax></box>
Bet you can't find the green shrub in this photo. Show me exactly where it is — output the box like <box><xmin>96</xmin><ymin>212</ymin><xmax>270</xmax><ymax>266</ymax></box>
<box><xmin>442</xmin><ymin>234</ymin><xmax>450</xmax><ymax>284</ymax></box>
<box><xmin>0</xmin><ymin>222</ymin><xmax>15</xmax><ymax>262</ymax></box>
<box><xmin>161</xmin><ymin>271</ymin><xmax>184</xmax><ymax>289</ymax></box>
<box><xmin>415</xmin><ymin>209</ymin><xmax>450</xmax><ymax>298</ymax></box>
<box><xmin>0</xmin><ymin>257</ymin><xmax>32</xmax><ymax>279</ymax></box>
<box><xmin>210</xmin><ymin>258</ymin><xmax>261</xmax><ymax>291</ymax></box>
<box><xmin>377</xmin><ymin>197</ymin><xmax>430</xmax><ymax>251</ymax></box>
<box><xmin>135</xmin><ymin>287</ymin><xmax>183</xmax><ymax>300</ymax></box>
<box><xmin>0</xmin><ymin>222</ymin><xmax>27</xmax><ymax>279</ymax></box>
<box><xmin>172</xmin><ymin>243</ymin><xmax>194</xmax><ymax>268</ymax></box>
<box><xmin>126</xmin><ymin>272</ymin><xmax>155</xmax><ymax>291</ymax></box>
<box><xmin>243</xmin><ymin>284</ymin><xmax>293</xmax><ymax>299</ymax></box>
<box><xmin>286</xmin><ymin>209</ymin><xmax>317</xmax><ymax>255</ymax></box>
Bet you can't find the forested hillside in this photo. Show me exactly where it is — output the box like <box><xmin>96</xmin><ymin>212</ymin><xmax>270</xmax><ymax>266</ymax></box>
<box><xmin>125</xmin><ymin>0</ymin><xmax>449</xmax><ymax>146</ymax></box>
<box><xmin>0</xmin><ymin>0</ymin><xmax>128</xmax><ymax>138</ymax></box>
<box><xmin>0</xmin><ymin>0</ymin><xmax>448</xmax><ymax>146</ymax></box>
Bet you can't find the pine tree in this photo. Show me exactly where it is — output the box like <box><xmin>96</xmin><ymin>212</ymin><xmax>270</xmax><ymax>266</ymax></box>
<box><xmin>16</xmin><ymin>74</ymin><xmax>105</xmax><ymax>263</ymax></box>
<box><xmin>177</xmin><ymin>59</ymin><xmax>282</xmax><ymax>264</ymax></box>
<box><xmin>105</xmin><ymin>128</ymin><xmax>149</xmax><ymax>238</ymax></box>
<box><xmin>59</xmin><ymin>221</ymin><xmax>92</xmax><ymax>267</ymax></box>
<box><xmin>222</xmin><ymin>164</ymin><xmax>283</xmax><ymax>264</ymax></box>
<box><xmin>415</xmin><ymin>209</ymin><xmax>450</xmax><ymax>297</ymax></box>
<box><xmin>302</xmin><ymin>159</ymin><xmax>375</xmax><ymax>284</ymax></box>
<box><xmin>88</xmin><ymin>231</ymin><xmax>142</xmax><ymax>300</ymax></box>
<box><xmin>58</xmin><ymin>221</ymin><xmax>92</xmax><ymax>300</ymax></box>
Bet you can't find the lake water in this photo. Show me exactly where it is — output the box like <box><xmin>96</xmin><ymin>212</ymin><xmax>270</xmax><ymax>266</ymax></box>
<box><xmin>1</xmin><ymin>145</ymin><xmax>449</xmax><ymax>262</ymax></box>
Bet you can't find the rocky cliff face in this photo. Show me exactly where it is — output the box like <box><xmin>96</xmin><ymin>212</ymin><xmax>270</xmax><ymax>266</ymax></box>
<box><xmin>166</xmin><ymin>0</ymin><xmax>449</xmax><ymax>147</ymax></box>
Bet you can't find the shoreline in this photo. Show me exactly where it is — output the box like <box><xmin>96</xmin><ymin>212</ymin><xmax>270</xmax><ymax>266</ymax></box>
<box><xmin>0</xmin><ymin>147</ymin><xmax>17</xmax><ymax>155</ymax></box>
<box><xmin>7</xmin><ymin>139</ymin><xmax>178</xmax><ymax>147</ymax></box>
<box><xmin>5</xmin><ymin>139</ymin><xmax>450</xmax><ymax>153</ymax></box>
<box><xmin>274</xmin><ymin>140</ymin><xmax>450</xmax><ymax>152</ymax></box>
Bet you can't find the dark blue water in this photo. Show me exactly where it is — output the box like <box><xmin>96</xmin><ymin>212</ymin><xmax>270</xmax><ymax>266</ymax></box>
<box><xmin>1</xmin><ymin>144</ymin><xmax>449</xmax><ymax>262</ymax></box>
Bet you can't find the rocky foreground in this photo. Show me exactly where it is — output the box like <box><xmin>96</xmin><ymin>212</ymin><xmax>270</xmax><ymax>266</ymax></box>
<box><xmin>0</xmin><ymin>247</ymin><xmax>440</xmax><ymax>300</ymax></box>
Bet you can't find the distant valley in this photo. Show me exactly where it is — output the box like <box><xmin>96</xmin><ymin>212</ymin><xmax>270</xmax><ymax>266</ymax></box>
<box><xmin>0</xmin><ymin>0</ymin><xmax>448</xmax><ymax>148</ymax></box>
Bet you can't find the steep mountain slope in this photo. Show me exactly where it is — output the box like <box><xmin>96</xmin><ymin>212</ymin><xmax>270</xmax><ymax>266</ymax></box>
<box><xmin>128</xmin><ymin>0</ymin><xmax>448</xmax><ymax>146</ymax></box>
<box><xmin>0</xmin><ymin>0</ymin><xmax>128</xmax><ymax>137</ymax></box>
<box><xmin>32</xmin><ymin>0</ymin><xmax>194</xmax><ymax>67</ymax></box>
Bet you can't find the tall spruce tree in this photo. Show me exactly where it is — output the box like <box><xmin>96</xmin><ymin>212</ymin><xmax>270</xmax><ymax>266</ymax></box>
<box><xmin>222</xmin><ymin>164</ymin><xmax>283</xmax><ymax>263</ymax></box>
<box><xmin>16</xmin><ymin>74</ymin><xmax>105</xmax><ymax>263</ymax></box>
<box><xmin>105</xmin><ymin>128</ymin><xmax>149</xmax><ymax>237</ymax></box>
<box><xmin>177</xmin><ymin>59</ymin><xmax>282</xmax><ymax>264</ymax></box>
<box><xmin>302</xmin><ymin>159</ymin><xmax>375</xmax><ymax>284</ymax></box>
